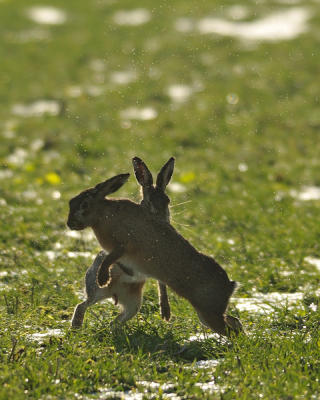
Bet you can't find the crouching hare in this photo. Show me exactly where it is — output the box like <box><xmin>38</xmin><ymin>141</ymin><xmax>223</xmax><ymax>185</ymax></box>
<box><xmin>67</xmin><ymin>173</ymin><xmax>243</xmax><ymax>337</ymax></box>
<box><xmin>71</xmin><ymin>157</ymin><xmax>174</xmax><ymax>328</ymax></box>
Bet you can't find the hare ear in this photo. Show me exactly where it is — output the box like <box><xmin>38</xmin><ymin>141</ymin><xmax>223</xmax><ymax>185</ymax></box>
<box><xmin>93</xmin><ymin>173</ymin><xmax>130</xmax><ymax>199</ymax></box>
<box><xmin>132</xmin><ymin>157</ymin><xmax>153</xmax><ymax>188</ymax></box>
<box><xmin>156</xmin><ymin>157</ymin><xmax>175</xmax><ymax>191</ymax></box>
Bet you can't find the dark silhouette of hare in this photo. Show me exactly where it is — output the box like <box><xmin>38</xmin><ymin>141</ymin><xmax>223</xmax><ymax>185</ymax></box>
<box><xmin>67</xmin><ymin>169</ymin><xmax>242</xmax><ymax>337</ymax></box>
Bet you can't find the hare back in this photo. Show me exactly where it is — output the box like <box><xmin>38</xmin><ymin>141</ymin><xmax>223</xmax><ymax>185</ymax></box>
<box><xmin>94</xmin><ymin>199</ymin><xmax>235</xmax><ymax>301</ymax></box>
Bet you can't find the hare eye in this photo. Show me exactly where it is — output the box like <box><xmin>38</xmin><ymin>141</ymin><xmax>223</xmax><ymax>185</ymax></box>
<box><xmin>143</xmin><ymin>199</ymin><xmax>152</xmax><ymax>210</ymax></box>
<box><xmin>81</xmin><ymin>201</ymin><xmax>89</xmax><ymax>210</ymax></box>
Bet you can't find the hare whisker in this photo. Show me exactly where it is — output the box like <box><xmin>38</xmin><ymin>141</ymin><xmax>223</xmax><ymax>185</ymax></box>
<box><xmin>170</xmin><ymin>200</ymin><xmax>192</xmax><ymax>208</ymax></box>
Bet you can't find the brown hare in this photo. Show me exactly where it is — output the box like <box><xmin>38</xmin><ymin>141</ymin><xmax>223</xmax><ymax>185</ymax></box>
<box><xmin>67</xmin><ymin>173</ymin><xmax>243</xmax><ymax>337</ymax></box>
<box><xmin>70</xmin><ymin>157</ymin><xmax>174</xmax><ymax>328</ymax></box>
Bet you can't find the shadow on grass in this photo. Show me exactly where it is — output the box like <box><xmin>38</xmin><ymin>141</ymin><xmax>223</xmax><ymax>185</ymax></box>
<box><xmin>84</xmin><ymin>322</ymin><xmax>234</xmax><ymax>363</ymax></box>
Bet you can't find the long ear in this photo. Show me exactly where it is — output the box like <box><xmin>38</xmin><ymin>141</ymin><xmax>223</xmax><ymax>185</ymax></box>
<box><xmin>93</xmin><ymin>173</ymin><xmax>130</xmax><ymax>199</ymax></box>
<box><xmin>132</xmin><ymin>157</ymin><xmax>153</xmax><ymax>188</ymax></box>
<box><xmin>156</xmin><ymin>157</ymin><xmax>175</xmax><ymax>191</ymax></box>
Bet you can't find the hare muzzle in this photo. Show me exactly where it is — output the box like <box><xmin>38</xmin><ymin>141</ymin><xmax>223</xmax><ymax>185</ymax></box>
<box><xmin>67</xmin><ymin>209</ymin><xmax>86</xmax><ymax>230</ymax></box>
<box><xmin>67</xmin><ymin>219</ymin><xmax>85</xmax><ymax>231</ymax></box>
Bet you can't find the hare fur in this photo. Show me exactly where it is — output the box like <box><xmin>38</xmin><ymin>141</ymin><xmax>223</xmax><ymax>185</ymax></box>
<box><xmin>67</xmin><ymin>173</ymin><xmax>243</xmax><ymax>337</ymax></box>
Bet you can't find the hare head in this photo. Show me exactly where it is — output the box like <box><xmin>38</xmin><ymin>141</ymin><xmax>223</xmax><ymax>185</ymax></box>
<box><xmin>132</xmin><ymin>157</ymin><xmax>175</xmax><ymax>223</ymax></box>
<box><xmin>67</xmin><ymin>173</ymin><xmax>130</xmax><ymax>231</ymax></box>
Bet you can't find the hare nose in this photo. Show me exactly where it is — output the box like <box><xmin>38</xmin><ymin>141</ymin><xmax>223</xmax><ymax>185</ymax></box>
<box><xmin>66</xmin><ymin>220</ymin><xmax>74</xmax><ymax>229</ymax></box>
<box><xmin>66</xmin><ymin>217</ymin><xmax>77</xmax><ymax>229</ymax></box>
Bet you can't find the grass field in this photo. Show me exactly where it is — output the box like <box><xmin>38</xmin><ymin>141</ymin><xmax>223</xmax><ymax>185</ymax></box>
<box><xmin>1</xmin><ymin>0</ymin><xmax>320</xmax><ymax>398</ymax></box>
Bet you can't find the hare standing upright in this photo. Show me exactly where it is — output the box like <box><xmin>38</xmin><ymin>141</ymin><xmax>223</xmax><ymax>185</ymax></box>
<box><xmin>67</xmin><ymin>173</ymin><xmax>243</xmax><ymax>337</ymax></box>
<box><xmin>71</xmin><ymin>157</ymin><xmax>175</xmax><ymax>328</ymax></box>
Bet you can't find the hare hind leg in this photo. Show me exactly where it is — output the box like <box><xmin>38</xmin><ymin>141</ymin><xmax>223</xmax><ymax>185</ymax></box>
<box><xmin>71</xmin><ymin>288</ymin><xmax>111</xmax><ymax>328</ymax></box>
<box><xmin>71</xmin><ymin>293</ymin><xmax>111</xmax><ymax>328</ymax></box>
<box><xmin>195</xmin><ymin>308</ymin><xmax>242</xmax><ymax>337</ymax></box>
<box><xmin>225</xmin><ymin>314</ymin><xmax>243</xmax><ymax>335</ymax></box>
<box><xmin>71</xmin><ymin>301</ymin><xmax>89</xmax><ymax>328</ymax></box>
<box><xmin>158</xmin><ymin>282</ymin><xmax>170</xmax><ymax>321</ymax></box>
<box><xmin>71</xmin><ymin>251</ymin><xmax>111</xmax><ymax>328</ymax></box>
<box><xmin>112</xmin><ymin>280</ymin><xmax>145</xmax><ymax>325</ymax></box>
<box><xmin>195</xmin><ymin>308</ymin><xmax>228</xmax><ymax>336</ymax></box>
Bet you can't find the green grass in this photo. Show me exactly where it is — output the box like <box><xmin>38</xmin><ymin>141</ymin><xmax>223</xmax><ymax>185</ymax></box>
<box><xmin>1</xmin><ymin>0</ymin><xmax>320</xmax><ymax>398</ymax></box>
